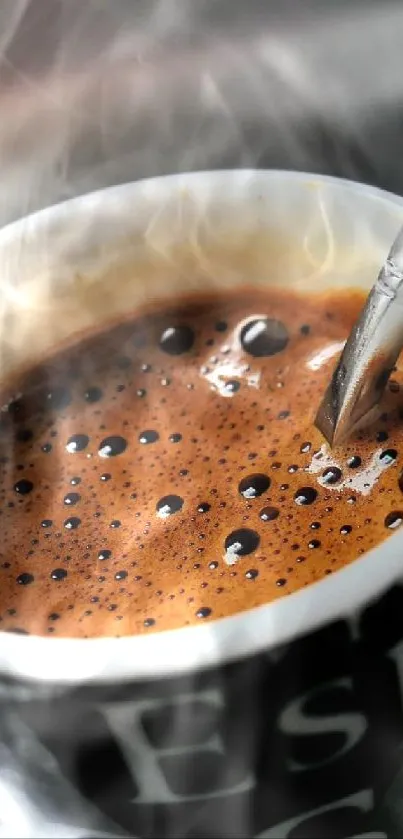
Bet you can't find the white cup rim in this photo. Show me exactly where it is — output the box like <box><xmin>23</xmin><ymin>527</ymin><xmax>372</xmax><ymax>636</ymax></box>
<box><xmin>1</xmin><ymin>168</ymin><xmax>403</xmax><ymax>686</ymax></box>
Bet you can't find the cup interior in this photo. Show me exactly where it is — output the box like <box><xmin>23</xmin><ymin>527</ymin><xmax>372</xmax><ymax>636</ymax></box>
<box><xmin>1</xmin><ymin>169</ymin><xmax>402</xmax><ymax>383</ymax></box>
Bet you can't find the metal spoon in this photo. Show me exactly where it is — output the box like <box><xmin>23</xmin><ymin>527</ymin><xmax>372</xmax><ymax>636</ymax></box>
<box><xmin>315</xmin><ymin>224</ymin><xmax>403</xmax><ymax>446</ymax></box>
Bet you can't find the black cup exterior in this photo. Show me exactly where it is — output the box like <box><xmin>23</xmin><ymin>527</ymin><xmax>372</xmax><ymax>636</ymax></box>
<box><xmin>3</xmin><ymin>579</ymin><xmax>403</xmax><ymax>837</ymax></box>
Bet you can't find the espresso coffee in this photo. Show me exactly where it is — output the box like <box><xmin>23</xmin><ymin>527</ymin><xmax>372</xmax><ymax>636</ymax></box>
<box><xmin>0</xmin><ymin>286</ymin><xmax>402</xmax><ymax>638</ymax></box>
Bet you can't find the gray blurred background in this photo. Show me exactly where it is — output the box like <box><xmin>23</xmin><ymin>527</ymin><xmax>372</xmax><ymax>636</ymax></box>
<box><xmin>0</xmin><ymin>0</ymin><xmax>402</xmax><ymax>226</ymax></box>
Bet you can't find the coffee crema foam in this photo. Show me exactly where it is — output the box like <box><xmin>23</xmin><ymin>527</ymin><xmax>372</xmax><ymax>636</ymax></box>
<box><xmin>1</xmin><ymin>286</ymin><xmax>403</xmax><ymax>638</ymax></box>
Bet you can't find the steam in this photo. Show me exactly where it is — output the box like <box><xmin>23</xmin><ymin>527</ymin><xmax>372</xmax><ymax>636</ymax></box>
<box><xmin>303</xmin><ymin>192</ymin><xmax>336</xmax><ymax>283</ymax></box>
<box><xmin>0</xmin><ymin>0</ymin><xmax>400</xmax><ymax>385</ymax></box>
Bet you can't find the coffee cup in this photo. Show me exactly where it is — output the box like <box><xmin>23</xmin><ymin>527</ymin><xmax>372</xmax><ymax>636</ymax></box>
<box><xmin>1</xmin><ymin>170</ymin><xmax>403</xmax><ymax>837</ymax></box>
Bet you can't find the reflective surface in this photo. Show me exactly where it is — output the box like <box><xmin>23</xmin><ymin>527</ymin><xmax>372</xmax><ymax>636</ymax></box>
<box><xmin>316</xmin><ymin>225</ymin><xmax>403</xmax><ymax>446</ymax></box>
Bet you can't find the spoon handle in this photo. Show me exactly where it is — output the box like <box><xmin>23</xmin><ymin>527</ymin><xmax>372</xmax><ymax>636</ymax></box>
<box><xmin>315</xmin><ymin>224</ymin><xmax>403</xmax><ymax>446</ymax></box>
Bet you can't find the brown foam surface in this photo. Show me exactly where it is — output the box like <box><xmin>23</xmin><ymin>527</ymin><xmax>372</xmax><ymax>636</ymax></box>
<box><xmin>1</xmin><ymin>286</ymin><xmax>403</xmax><ymax>638</ymax></box>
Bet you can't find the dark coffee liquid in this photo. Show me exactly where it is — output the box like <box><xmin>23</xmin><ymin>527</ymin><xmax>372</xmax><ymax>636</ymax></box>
<box><xmin>0</xmin><ymin>286</ymin><xmax>402</xmax><ymax>638</ymax></box>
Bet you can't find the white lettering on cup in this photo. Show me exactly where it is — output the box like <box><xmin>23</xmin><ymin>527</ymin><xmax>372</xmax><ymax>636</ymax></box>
<box><xmin>349</xmin><ymin>834</ymin><xmax>387</xmax><ymax>838</ymax></box>
<box><xmin>255</xmin><ymin>788</ymin><xmax>374</xmax><ymax>838</ymax></box>
<box><xmin>278</xmin><ymin>677</ymin><xmax>367</xmax><ymax>771</ymax></box>
<box><xmin>99</xmin><ymin>688</ymin><xmax>255</xmax><ymax>804</ymax></box>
